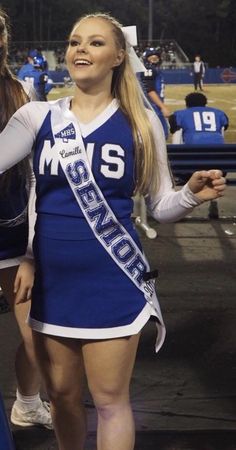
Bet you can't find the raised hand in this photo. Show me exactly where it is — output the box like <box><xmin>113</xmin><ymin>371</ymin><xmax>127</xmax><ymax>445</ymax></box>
<box><xmin>188</xmin><ymin>169</ymin><xmax>226</xmax><ymax>201</ymax></box>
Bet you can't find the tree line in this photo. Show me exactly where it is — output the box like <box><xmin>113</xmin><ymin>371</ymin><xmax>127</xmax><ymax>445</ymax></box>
<box><xmin>1</xmin><ymin>0</ymin><xmax>235</xmax><ymax>67</ymax></box>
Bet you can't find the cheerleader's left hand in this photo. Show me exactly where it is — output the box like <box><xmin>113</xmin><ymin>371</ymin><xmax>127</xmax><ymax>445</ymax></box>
<box><xmin>188</xmin><ymin>169</ymin><xmax>226</xmax><ymax>201</ymax></box>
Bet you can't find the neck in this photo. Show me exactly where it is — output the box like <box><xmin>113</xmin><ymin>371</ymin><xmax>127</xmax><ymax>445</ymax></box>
<box><xmin>71</xmin><ymin>84</ymin><xmax>114</xmax><ymax>123</ymax></box>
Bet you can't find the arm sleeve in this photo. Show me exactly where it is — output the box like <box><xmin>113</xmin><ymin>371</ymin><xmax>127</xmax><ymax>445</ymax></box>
<box><xmin>168</xmin><ymin>113</ymin><xmax>180</xmax><ymax>134</ymax></box>
<box><xmin>19</xmin><ymin>79</ymin><xmax>38</xmax><ymax>101</ymax></box>
<box><xmin>223</xmin><ymin>113</ymin><xmax>229</xmax><ymax>131</ymax></box>
<box><xmin>24</xmin><ymin>167</ymin><xmax>36</xmax><ymax>260</ymax></box>
<box><xmin>145</xmin><ymin>78</ymin><xmax>156</xmax><ymax>93</ymax></box>
<box><xmin>145</xmin><ymin>111</ymin><xmax>203</xmax><ymax>223</ymax></box>
<box><xmin>0</xmin><ymin>102</ymin><xmax>49</xmax><ymax>173</ymax></box>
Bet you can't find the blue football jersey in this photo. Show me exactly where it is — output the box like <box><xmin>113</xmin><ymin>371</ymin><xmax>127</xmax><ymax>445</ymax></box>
<box><xmin>18</xmin><ymin>64</ymin><xmax>52</xmax><ymax>101</ymax></box>
<box><xmin>139</xmin><ymin>64</ymin><xmax>165</xmax><ymax>104</ymax></box>
<box><xmin>17</xmin><ymin>63</ymin><xmax>34</xmax><ymax>80</ymax></box>
<box><xmin>138</xmin><ymin>65</ymin><xmax>168</xmax><ymax>138</ymax></box>
<box><xmin>171</xmin><ymin>106</ymin><xmax>229</xmax><ymax>144</ymax></box>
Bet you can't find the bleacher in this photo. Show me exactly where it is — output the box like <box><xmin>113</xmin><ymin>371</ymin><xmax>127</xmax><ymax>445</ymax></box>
<box><xmin>138</xmin><ymin>38</ymin><xmax>190</xmax><ymax>69</ymax></box>
<box><xmin>167</xmin><ymin>143</ymin><xmax>236</xmax><ymax>182</ymax></box>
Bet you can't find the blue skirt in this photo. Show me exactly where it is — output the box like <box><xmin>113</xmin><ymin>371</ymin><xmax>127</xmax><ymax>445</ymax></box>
<box><xmin>29</xmin><ymin>216</ymin><xmax>154</xmax><ymax>339</ymax></box>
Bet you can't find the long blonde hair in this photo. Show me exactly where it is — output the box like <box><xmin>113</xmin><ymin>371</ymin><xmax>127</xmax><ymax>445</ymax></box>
<box><xmin>69</xmin><ymin>12</ymin><xmax>159</xmax><ymax>195</ymax></box>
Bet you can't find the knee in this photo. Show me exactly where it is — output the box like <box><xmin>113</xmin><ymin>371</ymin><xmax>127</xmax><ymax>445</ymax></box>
<box><xmin>39</xmin><ymin>369</ymin><xmax>78</xmax><ymax>405</ymax></box>
<box><xmin>47</xmin><ymin>383</ymin><xmax>82</xmax><ymax>409</ymax></box>
<box><xmin>91</xmin><ymin>390</ymin><xmax>130</xmax><ymax>421</ymax></box>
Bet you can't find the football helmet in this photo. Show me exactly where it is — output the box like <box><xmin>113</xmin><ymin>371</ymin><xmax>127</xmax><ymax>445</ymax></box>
<box><xmin>143</xmin><ymin>47</ymin><xmax>162</xmax><ymax>64</ymax></box>
<box><xmin>33</xmin><ymin>55</ymin><xmax>45</xmax><ymax>69</ymax></box>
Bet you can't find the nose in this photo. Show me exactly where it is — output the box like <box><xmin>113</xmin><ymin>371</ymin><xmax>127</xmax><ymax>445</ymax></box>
<box><xmin>76</xmin><ymin>43</ymin><xmax>87</xmax><ymax>53</ymax></box>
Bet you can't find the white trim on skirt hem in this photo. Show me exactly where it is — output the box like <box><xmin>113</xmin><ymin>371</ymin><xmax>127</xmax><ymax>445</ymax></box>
<box><xmin>28</xmin><ymin>302</ymin><xmax>166</xmax><ymax>353</ymax></box>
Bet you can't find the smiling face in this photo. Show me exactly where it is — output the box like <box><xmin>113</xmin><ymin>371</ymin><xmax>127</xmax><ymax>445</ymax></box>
<box><xmin>66</xmin><ymin>17</ymin><xmax>125</xmax><ymax>91</ymax></box>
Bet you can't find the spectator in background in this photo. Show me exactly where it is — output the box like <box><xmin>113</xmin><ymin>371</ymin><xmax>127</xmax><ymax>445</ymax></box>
<box><xmin>169</xmin><ymin>92</ymin><xmax>229</xmax><ymax>144</ymax></box>
<box><xmin>139</xmin><ymin>48</ymin><xmax>170</xmax><ymax>139</ymax></box>
<box><xmin>18</xmin><ymin>52</ymin><xmax>53</xmax><ymax>101</ymax></box>
<box><xmin>193</xmin><ymin>54</ymin><xmax>205</xmax><ymax>91</ymax></box>
<box><xmin>17</xmin><ymin>49</ymin><xmax>37</xmax><ymax>80</ymax></box>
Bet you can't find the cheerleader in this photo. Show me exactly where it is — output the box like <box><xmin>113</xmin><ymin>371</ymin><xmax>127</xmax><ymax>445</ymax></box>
<box><xmin>0</xmin><ymin>12</ymin><xmax>226</xmax><ymax>449</ymax></box>
<box><xmin>0</xmin><ymin>8</ymin><xmax>52</xmax><ymax>430</ymax></box>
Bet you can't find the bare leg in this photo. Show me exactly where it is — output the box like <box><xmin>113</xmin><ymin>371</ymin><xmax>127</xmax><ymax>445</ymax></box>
<box><xmin>83</xmin><ymin>334</ymin><xmax>140</xmax><ymax>450</ymax></box>
<box><xmin>0</xmin><ymin>266</ymin><xmax>40</xmax><ymax>395</ymax></box>
<box><xmin>33</xmin><ymin>332</ymin><xmax>87</xmax><ymax>450</ymax></box>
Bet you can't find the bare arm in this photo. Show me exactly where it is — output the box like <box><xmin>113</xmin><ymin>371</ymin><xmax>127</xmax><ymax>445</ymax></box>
<box><xmin>148</xmin><ymin>90</ymin><xmax>170</xmax><ymax>117</ymax></box>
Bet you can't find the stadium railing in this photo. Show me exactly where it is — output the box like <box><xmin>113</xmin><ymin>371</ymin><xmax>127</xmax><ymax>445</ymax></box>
<box><xmin>134</xmin><ymin>143</ymin><xmax>236</xmax><ymax>238</ymax></box>
<box><xmin>167</xmin><ymin>143</ymin><xmax>236</xmax><ymax>179</ymax></box>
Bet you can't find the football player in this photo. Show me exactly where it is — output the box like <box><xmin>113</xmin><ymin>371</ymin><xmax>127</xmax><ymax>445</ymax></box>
<box><xmin>138</xmin><ymin>47</ymin><xmax>170</xmax><ymax>138</ymax></box>
<box><xmin>169</xmin><ymin>92</ymin><xmax>229</xmax><ymax>144</ymax></box>
<box><xmin>18</xmin><ymin>53</ymin><xmax>53</xmax><ymax>101</ymax></box>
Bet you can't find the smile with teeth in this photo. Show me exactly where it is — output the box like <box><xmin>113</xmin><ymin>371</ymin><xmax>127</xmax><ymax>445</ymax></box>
<box><xmin>74</xmin><ymin>59</ymin><xmax>92</xmax><ymax>66</ymax></box>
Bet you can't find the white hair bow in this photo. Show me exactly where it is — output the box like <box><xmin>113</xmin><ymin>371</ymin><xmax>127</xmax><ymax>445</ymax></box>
<box><xmin>122</xmin><ymin>26</ymin><xmax>145</xmax><ymax>73</ymax></box>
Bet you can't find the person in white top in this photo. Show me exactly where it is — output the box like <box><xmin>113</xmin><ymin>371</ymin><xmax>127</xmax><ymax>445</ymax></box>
<box><xmin>0</xmin><ymin>12</ymin><xmax>226</xmax><ymax>450</ymax></box>
<box><xmin>0</xmin><ymin>7</ymin><xmax>52</xmax><ymax>430</ymax></box>
<box><xmin>193</xmin><ymin>54</ymin><xmax>205</xmax><ymax>91</ymax></box>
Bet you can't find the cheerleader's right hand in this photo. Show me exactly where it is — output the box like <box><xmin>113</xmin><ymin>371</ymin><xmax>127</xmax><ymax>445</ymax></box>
<box><xmin>14</xmin><ymin>258</ymin><xmax>35</xmax><ymax>304</ymax></box>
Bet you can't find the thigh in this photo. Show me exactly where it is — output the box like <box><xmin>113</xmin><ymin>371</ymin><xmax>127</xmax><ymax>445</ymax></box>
<box><xmin>33</xmin><ymin>332</ymin><xmax>86</xmax><ymax>397</ymax></box>
<box><xmin>82</xmin><ymin>334</ymin><xmax>140</xmax><ymax>398</ymax></box>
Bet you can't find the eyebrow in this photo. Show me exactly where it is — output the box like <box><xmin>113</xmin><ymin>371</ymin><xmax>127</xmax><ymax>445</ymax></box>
<box><xmin>70</xmin><ymin>34</ymin><xmax>106</xmax><ymax>40</ymax></box>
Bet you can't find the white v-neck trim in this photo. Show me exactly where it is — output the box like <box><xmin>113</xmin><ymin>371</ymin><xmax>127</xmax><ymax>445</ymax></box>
<box><xmin>62</xmin><ymin>97</ymin><xmax>119</xmax><ymax>138</ymax></box>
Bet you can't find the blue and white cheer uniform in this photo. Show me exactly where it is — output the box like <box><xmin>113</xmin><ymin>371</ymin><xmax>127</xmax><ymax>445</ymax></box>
<box><xmin>0</xmin><ymin>97</ymin><xmax>202</xmax><ymax>348</ymax></box>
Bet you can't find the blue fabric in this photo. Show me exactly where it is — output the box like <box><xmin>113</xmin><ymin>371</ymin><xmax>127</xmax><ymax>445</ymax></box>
<box><xmin>30</xmin><ymin>102</ymin><xmax>147</xmax><ymax>332</ymax></box>
<box><xmin>173</xmin><ymin>106</ymin><xmax>228</xmax><ymax>144</ymax></box>
<box><xmin>31</xmin><ymin>220</ymin><xmax>146</xmax><ymax>329</ymax></box>
<box><xmin>33</xmin><ymin>108</ymin><xmax>135</xmax><ymax>233</ymax></box>
<box><xmin>0</xmin><ymin>393</ymin><xmax>15</xmax><ymax>450</ymax></box>
<box><xmin>0</xmin><ymin>175</ymin><xmax>28</xmax><ymax>260</ymax></box>
<box><xmin>18</xmin><ymin>64</ymin><xmax>53</xmax><ymax>100</ymax></box>
<box><xmin>138</xmin><ymin>66</ymin><xmax>169</xmax><ymax>138</ymax></box>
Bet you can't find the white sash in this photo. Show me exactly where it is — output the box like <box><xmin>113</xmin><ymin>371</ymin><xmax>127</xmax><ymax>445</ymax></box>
<box><xmin>50</xmin><ymin>101</ymin><xmax>166</xmax><ymax>352</ymax></box>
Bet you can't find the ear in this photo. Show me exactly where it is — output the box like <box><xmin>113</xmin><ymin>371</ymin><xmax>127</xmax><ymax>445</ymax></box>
<box><xmin>112</xmin><ymin>49</ymin><xmax>125</xmax><ymax>68</ymax></box>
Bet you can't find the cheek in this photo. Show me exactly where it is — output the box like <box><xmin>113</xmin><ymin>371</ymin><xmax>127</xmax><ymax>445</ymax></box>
<box><xmin>64</xmin><ymin>49</ymin><xmax>70</xmax><ymax>64</ymax></box>
<box><xmin>99</xmin><ymin>50</ymin><xmax>118</xmax><ymax>68</ymax></box>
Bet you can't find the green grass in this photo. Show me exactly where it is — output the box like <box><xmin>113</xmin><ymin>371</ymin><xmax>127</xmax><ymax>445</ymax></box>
<box><xmin>48</xmin><ymin>83</ymin><xmax>236</xmax><ymax>143</ymax></box>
